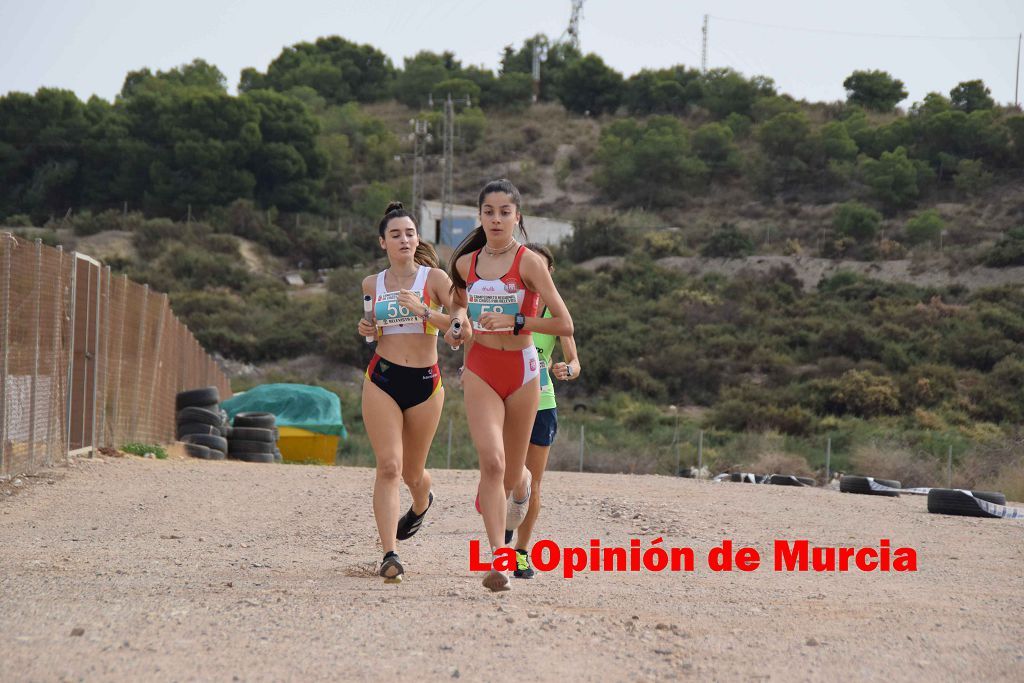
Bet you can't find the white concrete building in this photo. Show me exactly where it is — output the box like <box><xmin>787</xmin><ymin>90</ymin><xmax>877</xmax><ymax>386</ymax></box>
<box><xmin>418</xmin><ymin>200</ymin><xmax>574</xmax><ymax>248</ymax></box>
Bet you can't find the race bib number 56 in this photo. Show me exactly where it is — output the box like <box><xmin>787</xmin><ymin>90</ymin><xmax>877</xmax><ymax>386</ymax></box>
<box><xmin>375</xmin><ymin>291</ymin><xmax>421</xmax><ymax>327</ymax></box>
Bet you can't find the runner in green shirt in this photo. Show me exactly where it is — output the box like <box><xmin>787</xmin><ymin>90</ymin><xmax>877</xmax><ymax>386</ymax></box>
<box><xmin>510</xmin><ymin>244</ymin><xmax>581</xmax><ymax>578</ymax></box>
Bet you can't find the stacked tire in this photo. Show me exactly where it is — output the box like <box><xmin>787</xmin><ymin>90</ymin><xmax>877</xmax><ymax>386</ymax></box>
<box><xmin>176</xmin><ymin>386</ymin><xmax>228</xmax><ymax>460</ymax></box>
<box><xmin>227</xmin><ymin>412</ymin><xmax>281</xmax><ymax>464</ymax></box>
<box><xmin>839</xmin><ymin>474</ymin><xmax>901</xmax><ymax>497</ymax></box>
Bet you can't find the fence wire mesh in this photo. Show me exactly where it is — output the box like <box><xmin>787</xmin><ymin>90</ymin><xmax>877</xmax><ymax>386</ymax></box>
<box><xmin>1</xmin><ymin>233</ymin><xmax>231</xmax><ymax>477</ymax></box>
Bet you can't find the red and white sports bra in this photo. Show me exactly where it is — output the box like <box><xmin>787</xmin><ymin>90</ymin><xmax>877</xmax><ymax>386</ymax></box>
<box><xmin>465</xmin><ymin>246</ymin><xmax>539</xmax><ymax>335</ymax></box>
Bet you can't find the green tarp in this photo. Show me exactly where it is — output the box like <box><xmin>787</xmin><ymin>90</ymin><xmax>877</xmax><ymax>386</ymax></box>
<box><xmin>220</xmin><ymin>383</ymin><xmax>347</xmax><ymax>438</ymax></box>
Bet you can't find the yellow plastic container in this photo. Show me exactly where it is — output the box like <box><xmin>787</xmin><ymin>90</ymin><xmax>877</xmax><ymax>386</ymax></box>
<box><xmin>276</xmin><ymin>426</ymin><xmax>339</xmax><ymax>465</ymax></box>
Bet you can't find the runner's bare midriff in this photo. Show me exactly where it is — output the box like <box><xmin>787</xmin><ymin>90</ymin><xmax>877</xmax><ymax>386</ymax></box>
<box><xmin>375</xmin><ymin>334</ymin><xmax>440</xmax><ymax>368</ymax></box>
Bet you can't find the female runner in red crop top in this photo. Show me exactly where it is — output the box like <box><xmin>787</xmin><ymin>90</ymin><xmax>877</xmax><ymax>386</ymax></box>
<box><xmin>445</xmin><ymin>179</ymin><xmax>574</xmax><ymax>592</ymax></box>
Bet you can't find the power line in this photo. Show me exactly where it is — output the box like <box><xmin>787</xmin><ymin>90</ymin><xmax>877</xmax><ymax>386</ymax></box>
<box><xmin>709</xmin><ymin>15</ymin><xmax>1019</xmax><ymax>41</ymax></box>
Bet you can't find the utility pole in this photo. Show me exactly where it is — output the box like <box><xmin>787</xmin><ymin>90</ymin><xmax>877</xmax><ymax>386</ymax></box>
<box><xmin>410</xmin><ymin>118</ymin><xmax>430</xmax><ymax>225</ymax></box>
<box><xmin>1016</xmin><ymin>32</ymin><xmax>1021</xmax><ymax>108</ymax></box>
<box><xmin>702</xmin><ymin>14</ymin><xmax>709</xmax><ymax>75</ymax></box>
<box><xmin>531</xmin><ymin>42</ymin><xmax>547</xmax><ymax>104</ymax></box>
<box><xmin>440</xmin><ymin>93</ymin><xmax>472</xmax><ymax>245</ymax></box>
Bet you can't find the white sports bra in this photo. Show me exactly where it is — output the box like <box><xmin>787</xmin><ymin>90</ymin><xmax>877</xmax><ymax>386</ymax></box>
<box><xmin>373</xmin><ymin>265</ymin><xmax>440</xmax><ymax>337</ymax></box>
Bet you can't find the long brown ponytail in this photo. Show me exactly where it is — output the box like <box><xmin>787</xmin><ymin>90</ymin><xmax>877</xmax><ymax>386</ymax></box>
<box><xmin>414</xmin><ymin>241</ymin><xmax>440</xmax><ymax>269</ymax></box>
<box><xmin>448</xmin><ymin>179</ymin><xmax>529</xmax><ymax>293</ymax></box>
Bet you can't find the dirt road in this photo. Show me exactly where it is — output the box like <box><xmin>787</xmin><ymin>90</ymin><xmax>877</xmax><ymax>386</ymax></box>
<box><xmin>1</xmin><ymin>454</ymin><xmax>1022</xmax><ymax>681</ymax></box>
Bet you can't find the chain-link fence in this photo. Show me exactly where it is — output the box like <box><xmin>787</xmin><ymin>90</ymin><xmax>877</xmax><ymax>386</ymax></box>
<box><xmin>1</xmin><ymin>233</ymin><xmax>231</xmax><ymax>477</ymax></box>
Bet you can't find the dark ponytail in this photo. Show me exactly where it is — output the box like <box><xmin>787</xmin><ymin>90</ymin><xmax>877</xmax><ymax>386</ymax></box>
<box><xmin>448</xmin><ymin>179</ymin><xmax>529</xmax><ymax>292</ymax></box>
<box><xmin>525</xmin><ymin>242</ymin><xmax>554</xmax><ymax>271</ymax></box>
<box><xmin>377</xmin><ymin>201</ymin><xmax>437</xmax><ymax>268</ymax></box>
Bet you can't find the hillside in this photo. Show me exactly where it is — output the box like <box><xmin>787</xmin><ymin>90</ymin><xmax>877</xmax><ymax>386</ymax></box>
<box><xmin>3</xmin><ymin>35</ymin><xmax>1023</xmax><ymax>489</ymax></box>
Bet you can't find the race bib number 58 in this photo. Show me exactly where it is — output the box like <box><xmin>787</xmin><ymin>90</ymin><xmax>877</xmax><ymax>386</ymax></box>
<box><xmin>468</xmin><ymin>292</ymin><xmax>518</xmax><ymax>331</ymax></box>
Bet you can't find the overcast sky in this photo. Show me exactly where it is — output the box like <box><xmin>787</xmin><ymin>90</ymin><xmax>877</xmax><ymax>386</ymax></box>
<box><xmin>2</xmin><ymin>0</ymin><xmax>1022</xmax><ymax>107</ymax></box>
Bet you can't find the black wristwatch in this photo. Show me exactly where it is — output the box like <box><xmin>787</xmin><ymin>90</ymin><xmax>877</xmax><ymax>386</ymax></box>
<box><xmin>513</xmin><ymin>313</ymin><xmax>526</xmax><ymax>335</ymax></box>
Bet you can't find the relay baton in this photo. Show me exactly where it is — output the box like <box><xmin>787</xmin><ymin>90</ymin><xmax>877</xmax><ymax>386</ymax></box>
<box><xmin>363</xmin><ymin>295</ymin><xmax>375</xmax><ymax>343</ymax></box>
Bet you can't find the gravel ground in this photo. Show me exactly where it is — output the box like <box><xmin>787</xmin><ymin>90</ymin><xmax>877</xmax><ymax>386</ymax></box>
<box><xmin>1</xmin><ymin>450</ymin><xmax>1022</xmax><ymax>682</ymax></box>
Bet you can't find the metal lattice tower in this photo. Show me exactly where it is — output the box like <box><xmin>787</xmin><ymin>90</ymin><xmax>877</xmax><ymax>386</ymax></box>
<box><xmin>440</xmin><ymin>95</ymin><xmax>455</xmax><ymax>241</ymax></box>
<box><xmin>702</xmin><ymin>14</ymin><xmax>709</xmax><ymax>75</ymax></box>
<box><xmin>566</xmin><ymin>1</ymin><xmax>584</xmax><ymax>51</ymax></box>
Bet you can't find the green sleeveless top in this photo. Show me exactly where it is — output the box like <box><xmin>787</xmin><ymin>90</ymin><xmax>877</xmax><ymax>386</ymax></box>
<box><xmin>534</xmin><ymin>307</ymin><xmax>557</xmax><ymax>411</ymax></box>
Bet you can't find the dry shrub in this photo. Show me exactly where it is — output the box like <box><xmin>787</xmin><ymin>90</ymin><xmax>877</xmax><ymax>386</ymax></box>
<box><xmin>958</xmin><ymin>433</ymin><xmax>1024</xmax><ymax>503</ymax></box>
<box><xmin>744</xmin><ymin>451</ymin><xmax>814</xmax><ymax>478</ymax></box>
<box><xmin>548</xmin><ymin>445</ymin><xmax>659</xmax><ymax>475</ymax></box>
<box><xmin>848</xmin><ymin>442</ymin><xmax>943</xmax><ymax>488</ymax></box>
<box><xmin>982</xmin><ymin>465</ymin><xmax>1024</xmax><ymax>505</ymax></box>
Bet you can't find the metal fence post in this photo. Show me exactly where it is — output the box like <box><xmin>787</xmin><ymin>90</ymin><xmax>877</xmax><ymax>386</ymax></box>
<box><xmin>90</xmin><ymin>260</ymin><xmax>101</xmax><ymax>456</ymax></box>
<box><xmin>76</xmin><ymin>261</ymin><xmax>95</xmax><ymax>455</ymax></box>
<box><xmin>111</xmin><ymin>275</ymin><xmax>128</xmax><ymax>446</ymax></box>
<box><xmin>45</xmin><ymin>246</ymin><xmax>63</xmax><ymax>466</ymax></box>
<box><xmin>825</xmin><ymin>437</ymin><xmax>832</xmax><ymax>483</ymax></box>
<box><xmin>144</xmin><ymin>296</ymin><xmax>168</xmax><ymax>441</ymax></box>
<box><xmin>130</xmin><ymin>285</ymin><xmax>149</xmax><ymax>440</ymax></box>
<box><xmin>697</xmin><ymin>430</ymin><xmax>704</xmax><ymax>478</ymax></box>
<box><xmin>446</xmin><ymin>417</ymin><xmax>452</xmax><ymax>469</ymax></box>
<box><xmin>64</xmin><ymin>255</ymin><xmax>78</xmax><ymax>456</ymax></box>
<box><xmin>98</xmin><ymin>266</ymin><xmax>112</xmax><ymax>448</ymax></box>
<box><xmin>28</xmin><ymin>239</ymin><xmax>42</xmax><ymax>469</ymax></box>
<box><xmin>578</xmin><ymin>424</ymin><xmax>585</xmax><ymax>473</ymax></box>
<box><xmin>947</xmin><ymin>445</ymin><xmax>953</xmax><ymax>488</ymax></box>
<box><xmin>0</xmin><ymin>234</ymin><xmax>11</xmax><ymax>474</ymax></box>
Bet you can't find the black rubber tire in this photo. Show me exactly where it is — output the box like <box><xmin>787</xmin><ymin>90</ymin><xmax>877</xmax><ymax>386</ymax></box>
<box><xmin>797</xmin><ymin>476</ymin><xmax>816</xmax><ymax>486</ymax></box>
<box><xmin>231</xmin><ymin>427</ymin><xmax>275</xmax><ymax>443</ymax></box>
<box><xmin>228</xmin><ymin>439</ymin><xmax>275</xmax><ymax>455</ymax></box>
<box><xmin>234</xmin><ymin>412</ymin><xmax>276</xmax><ymax>429</ymax></box>
<box><xmin>972</xmin><ymin>491</ymin><xmax>1007</xmax><ymax>505</ymax></box>
<box><xmin>236</xmin><ymin>451</ymin><xmax>276</xmax><ymax>464</ymax></box>
<box><xmin>768</xmin><ymin>474</ymin><xmax>811</xmax><ymax>487</ymax></box>
<box><xmin>840</xmin><ymin>475</ymin><xmax>901</xmax><ymax>497</ymax></box>
<box><xmin>183</xmin><ymin>434</ymin><xmax>228</xmax><ymax>453</ymax></box>
<box><xmin>177</xmin><ymin>422</ymin><xmax>221</xmax><ymax>438</ymax></box>
<box><xmin>176</xmin><ymin>406</ymin><xmax>221</xmax><ymax>428</ymax></box>
<box><xmin>184</xmin><ymin>443</ymin><xmax>212</xmax><ymax>459</ymax></box>
<box><xmin>927</xmin><ymin>488</ymin><xmax>1004</xmax><ymax>518</ymax></box>
<box><xmin>175</xmin><ymin>386</ymin><xmax>220</xmax><ymax>411</ymax></box>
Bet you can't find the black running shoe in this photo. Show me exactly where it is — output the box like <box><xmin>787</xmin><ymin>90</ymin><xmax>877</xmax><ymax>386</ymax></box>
<box><xmin>396</xmin><ymin>490</ymin><xmax>433</xmax><ymax>541</ymax></box>
<box><xmin>504</xmin><ymin>528</ymin><xmax>514</xmax><ymax>545</ymax></box>
<box><xmin>379</xmin><ymin>552</ymin><xmax>404</xmax><ymax>584</ymax></box>
<box><xmin>513</xmin><ymin>549</ymin><xmax>535</xmax><ymax>579</ymax></box>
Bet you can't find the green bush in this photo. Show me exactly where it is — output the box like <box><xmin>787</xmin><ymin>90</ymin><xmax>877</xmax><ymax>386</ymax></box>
<box><xmin>594</xmin><ymin>117</ymin><xmax>707</xmax><ymax>208</ymax></box>
<box><xmin>832</xmin><ymin>201</ymin><xmax>881</xmax><ymax>242</ymax></box>
<box><xmin>859</xmin><ymin>147</ymin><xmax>930</xmax><ymax>211</ymax></box>
<box><xmin>829</xmin><ymin>370</ymin><xmax>901</xmax><ymax>417</ymax></box>
<box><xmin>953</xmin><ymin>159</ymin><xmax>993</xmax><ymax>196</ymax></box>
<box><xmin>843</xmin><ymin>70</ymin><xmax>907</xmax><ymax>112</ymax></box>
<box><xmin>700</xmin><ymin>223</ymin><xmax>754</xmax><ymax>258</ymax></box>
<box><xmin>984</xmin><ymin>228</ymin><xmax>1024</xmax><ymax>267</ymax></box>
<box><xmin>903</xmin><ymin>209</ymin><xmax>944</xmax><ymax>246</ymax></box>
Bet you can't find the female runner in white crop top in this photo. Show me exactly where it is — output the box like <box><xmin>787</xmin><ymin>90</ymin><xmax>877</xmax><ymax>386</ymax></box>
<box><xmin>356</xmin><ymin>201</ymin><xmax>455</xmax><ymax>584</ymax></box>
